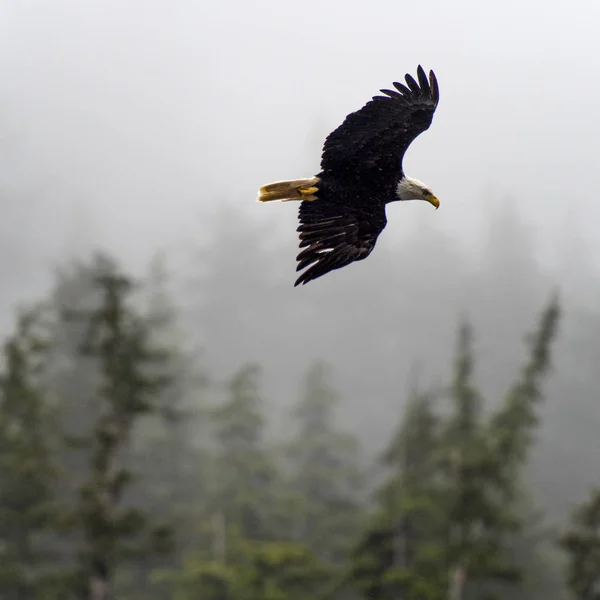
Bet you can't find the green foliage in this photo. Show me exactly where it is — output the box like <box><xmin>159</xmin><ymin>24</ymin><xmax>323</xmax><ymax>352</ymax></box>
<box><xmin>349</xmin><ymin>297</ymin><xmax>562</xmax><ymax>600</ymax></box>
<box><xmin>173</xmin><ymin>541</ymin><xmax>332</xmax><ymax>600</ymax></box>
<box><xmin>440</xmin><ymin>319</ymin><xmax>522</xmax><ymax>597</ymax></box>
<box><xmin>489</xmin><ymin>294</ymin><xmax>561</xmax><ymax>495</ymax></box>
<box><xmin>561</xmin><ymin>487</ymin><xmax>600</xmax><ymax>599</ymax></box>
<box><xmin>285</xmin><ymin>361</ymin><xmax>365</xmax><ymax>563</ymax></box>
<box><xmin>352</xmin><ymin>384</ymin><xmax>446</xmax><ymax>600</ymax></box>
<box><xmin>174</xmin><ymin>558</ymin><xmax>236</xmax><ymax>600</ymax></box>
<box><xmin>210</xmin><ymin>364</ymin><xmax>280</xmax><ymax>543</ymax></box>
<box><xmin>126</xmin><ymin>252</ymin><xmax>211</xmax><ymax>597</ymax></box>
<box><xmin>237</xmin><ymin>541</ymin><xmax>333</xmax><ymax>600</ymax></box>
<box><xmin>0</xmin><ymin>307</ymin><xmax>59</xmax><ymax>598</ymax></box>
<box><xmin>0</xmin><ymin>249</ymin><xmax>580</xmax><ymax>600</ymax></box>
<box><xmin>57</xmin><ymin>255</ymin><xmax>176</xmax><ymax>598</ymax></box>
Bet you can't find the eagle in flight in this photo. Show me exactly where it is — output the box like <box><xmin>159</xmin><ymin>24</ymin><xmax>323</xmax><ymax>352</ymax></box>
<box><xmin>257</xmin><ymin>65</ymin><xmax>440</xmax><ymax>286</ymax></box>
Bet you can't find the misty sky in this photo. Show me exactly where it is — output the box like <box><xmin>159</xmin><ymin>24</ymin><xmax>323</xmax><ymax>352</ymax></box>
<box><xmin>1</xmin><ymin>0</ymin><xmax>600</xmax><ymax>300</ymax></box>
<box><xmin>3</xmin><ymin>1</ymin><xmax>600</xmax><ymax>524</ymax></box>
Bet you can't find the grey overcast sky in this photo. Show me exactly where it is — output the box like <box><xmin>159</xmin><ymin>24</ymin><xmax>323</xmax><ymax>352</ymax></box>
<box><xmin>1</xmin><ymin>0</ymin><xmax>599</xmax><ymax>279</ymax></box>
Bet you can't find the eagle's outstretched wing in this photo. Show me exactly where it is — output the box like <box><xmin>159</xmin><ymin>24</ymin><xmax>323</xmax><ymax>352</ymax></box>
<box><xmin>294</xmin><ymin>200</ymin><xmax>387</xmax><ymax>286</ymax></box>
<box><xmin>319</xmin><ymin>66</ymin><xmax>439</xmax><ymax>183</ymax></box>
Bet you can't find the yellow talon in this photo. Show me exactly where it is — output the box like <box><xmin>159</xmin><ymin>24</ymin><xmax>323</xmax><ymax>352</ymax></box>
<box><xmin>298</xmin><ymin>186</ymin><xmax>319</xmax><ymax>201</ymax></box>
<box><xmin>299</xmin><ymin>186</ymin><xmax>319</xmax><ymax>196</ymax></box>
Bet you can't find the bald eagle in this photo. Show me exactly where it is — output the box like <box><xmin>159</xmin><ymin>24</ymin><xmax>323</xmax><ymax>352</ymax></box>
<box><xmin>257</xmin><ymin>65</ymin><xmax>440</xmax><ymax>287</ymax></box>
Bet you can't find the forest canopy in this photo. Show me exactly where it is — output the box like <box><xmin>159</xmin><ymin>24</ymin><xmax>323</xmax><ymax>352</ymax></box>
<box><xmin>1</xmin><ymin>214</ymin><xmax>599</xmax><ymax>600</ymax></box>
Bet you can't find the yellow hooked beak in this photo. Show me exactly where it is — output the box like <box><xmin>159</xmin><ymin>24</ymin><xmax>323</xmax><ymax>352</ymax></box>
<box><xmin>425</xmin><ymin>193</ymin><xmax>440</xmax><ymax>210</ymax></box>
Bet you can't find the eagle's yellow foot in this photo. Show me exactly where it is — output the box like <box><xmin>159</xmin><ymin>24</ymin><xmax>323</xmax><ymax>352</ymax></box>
<box><xmin>298</xmin><ymin>186</ymin><xmax>319</xmax><ymax>201</ymax></box>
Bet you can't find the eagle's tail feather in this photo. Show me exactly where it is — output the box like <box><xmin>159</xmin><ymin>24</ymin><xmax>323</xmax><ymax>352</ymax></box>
<box><xmin>257</xmin><ymin>177</ymin><xmax>320</xmax><ymax>203</ymax></box>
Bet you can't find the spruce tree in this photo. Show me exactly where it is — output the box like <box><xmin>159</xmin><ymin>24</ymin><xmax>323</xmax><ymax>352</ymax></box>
<box><xmin>121</xmin><ymin>252</ymin><xmax>209</xmax><ymax>596</ymax></box>
<box><xmin>440</xmin><ymin>320</ymin><xmax>520</xmax><ymax>600</ymax></box>
<box><xmin>210</xmin><ymin>364</ymin><xmax>279</xmax><ymax>548</ymax></box>
<box><xmin>133</xmin><ymin>254</ymin><xmax>209</xmax><ymax>543</ymax></box>
<box><xmin>0</xmin><ymin>308</ymin><xmax>59</xmax><ymax>599</ymax></box>
<box><xmin>60</xmin><ymin>255</ymin><xmax>173</xmax><ymax>600</ymax></box>
<box><xmin>286</xmin><ymin>361</ymin><xmax>364</xmax><ymax>563</ymax></box>
<box><xmin>350</xmin><ymin>382</ymin><xmax>445</xmax><ymax>600</ymax></box>
<box><xmin>349</xmin><ymin>296</ymin><xmax>561</xmax><ymax>600</ymax></box>
<box><xmin>489</xmin><ymin>293</ymin><xmax>561</xmax><ymax>494</ymax></box>
<box><xmin>442</xmin><ymin>298</ymin><xmax>561</xmax><ymax>600</ymax></box>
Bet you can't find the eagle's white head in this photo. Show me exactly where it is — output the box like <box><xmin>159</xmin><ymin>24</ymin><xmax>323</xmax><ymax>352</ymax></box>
<box><xmin>396</xmin><ymin>176</ymin><xmax>439</xmax><ymax>209</ymax></box>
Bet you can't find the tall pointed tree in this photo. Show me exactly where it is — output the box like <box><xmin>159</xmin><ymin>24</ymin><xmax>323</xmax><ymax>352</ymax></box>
<box><xmin>350</xmin><ymin>381</ymin><xmax>445</xmax><ymax>600</ymax></box>
<box><xmin>285</xmin><ymin>361</ymin><xmax>364</xmax><ymax>564</ymax></box>
<box><xmin>210</xmin><ymin>364</ymin><xmax>279</xmax><ymax>549</ymax></box>
<box><xmin>131</xmin><ymin>252</ymin><xmax>209</xmax><ymax>540</ymax></box>
<box><xmin>441</xmin><ymin>298</ymin><xmax>561</xmax><ymax>599</ymax></box>
<box><xmin>488</xmin><ymin>293</ymin><xmax>561</xmax><ymax>506</ymax></box>
<box><xmin>349</xmin><ymin>296</ymin><xmax>561</xmax><ymax>600</ymax></box>
<box><xmin>0</xmin><ymin>307</ymin><xmax>59</xmax><ymax>598</ymax></box>
<box><xmin>59</xmin><ymin>254</ymin><xmax>173</xmax><ymax>600</ymax></box>
<box><xmin>122</xmin><ymin>252</ymin><xmax>210</xmax><ymax>596</ymax></box>
<box><xmin>440</xmin><ymin>319</ymin><xmax>519</xmax><ymax>600</ymax></box>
